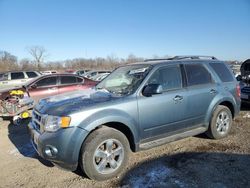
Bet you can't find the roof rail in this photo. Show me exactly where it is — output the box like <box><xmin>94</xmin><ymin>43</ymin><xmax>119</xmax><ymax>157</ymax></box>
<box><xmin>144</xmin><ymin>55</ymin><xmax>217</xmax><ymax>62</ymax></box>
<box><xmin>144</xmin><ymin>58</ymin><xmax>172</xmax><ymax>62</ymax></box>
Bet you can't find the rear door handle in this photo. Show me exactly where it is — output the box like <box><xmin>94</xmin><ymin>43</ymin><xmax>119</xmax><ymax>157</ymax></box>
<box><xmin>210</xmin><ymin>89</ymin><xmax>217</xmax><ymax>94</ymax></box>
<box><xmin>173</xmin><ymin>95</ymin><xmax>183</xmax><ymax>101</ymax></box>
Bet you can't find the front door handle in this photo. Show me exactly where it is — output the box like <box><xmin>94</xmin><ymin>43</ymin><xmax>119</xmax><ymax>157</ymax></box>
<box><xmin>210</xmin><ymin>89</ymin><xmax>217</xmax><ymax>94</ymax></box>
<box><xmin>173</xmin><ymin>95</ymin><xmax>183</xmax><ymax>101</ymax></box>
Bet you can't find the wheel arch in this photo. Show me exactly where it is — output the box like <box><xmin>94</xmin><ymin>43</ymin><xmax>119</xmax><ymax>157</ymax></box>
<box><xmin>86</xmin><ymin>122</ymin><xmax>138</xmax><ymax>152</ymax></box>
<box><xmin>206</xmin><ymin>97</ymin><xmax>236</xmax><ymax>126</ymax></box>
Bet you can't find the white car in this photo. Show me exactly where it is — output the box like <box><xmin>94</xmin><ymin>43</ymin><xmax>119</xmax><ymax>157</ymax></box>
<box><xmin>41</xmin><ymin>70</ymin><xmax>58</xmax><ymax>75</ymax></box>
<box><xmin>84</xmin><ymin>70</ymin><xmax>111</xmax><ymax>79</ymax></box>
<box><xmin>90</xmin><ymin>73</ymin><xmax>110</xmax><ymax>81</ymax></box>
<box><xmin>0</xmin><ymin>71</ymin><xmax>41</xmax><ymax>90</ymax></box>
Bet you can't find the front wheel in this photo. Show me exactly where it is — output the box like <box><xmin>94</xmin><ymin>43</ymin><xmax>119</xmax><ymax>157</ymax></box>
<box><xmin>206</xmin><ymin>105</ymin><xmax>232</xmax><ymax>139</ymax></box>
<box><xmin>80</xmin><ymin>126</ymin><xmax>130</xmax><ymax>181</ymax></box>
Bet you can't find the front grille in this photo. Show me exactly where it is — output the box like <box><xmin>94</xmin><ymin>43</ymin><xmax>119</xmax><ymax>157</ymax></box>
<box><xmin>241</xmin><ymin>87</ymin><xmax>250</xmax><ymax>94</ymax></box>
<box><xmin>32</xmin><ymin>110</ymin><xmax>44</xmax><ymax>133</ymax></box>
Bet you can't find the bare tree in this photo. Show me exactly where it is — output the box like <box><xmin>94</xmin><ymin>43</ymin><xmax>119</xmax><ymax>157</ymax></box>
<box><xmin>28</xmin><ymin>46</ymin><xmax>48</xmax><ymax>70</ymax></box>
<box><xmin>19</xmin><ymin>58</ymin><xmax>36</xmax><ymax>71</ymax></box>
<box><xmin>0</xmin><ymin>51</ymin><xmax>18</xmax><ymax>71</ymax></box>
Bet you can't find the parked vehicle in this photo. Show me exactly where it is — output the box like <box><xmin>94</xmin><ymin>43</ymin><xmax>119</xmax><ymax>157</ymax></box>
<box><xmin>237</xmin><ymin>59</ymin><xmax>250</xmax><ymax>103</ymax></box>
<box><xmin>75</xmin><ymin>70</ymin><xmax>91</xmax><ymax>76</ymax></box>
<box><xmin>90</xmin><ymin>73</ymin><xmax>110</xmax><ymax>81</ymax></box>
<box><xmin>1</xmin><ymin>74</ymin><xmax>97</xmax><ymax>124</ymax></box>
<box><xmin>0</xmin><ymin>71</ymin><xmax>41</xmax><ymax>90</ymax></box>
<box><xmin>41</xmin><ymin>70</ymin><xmax>58</xmax><ymax>75</ymax></box>
<box><xmin>0</xmin><ymin>74</ymin><xmax>97</xmax><ymax>104</ymax></box>
<box><xmin>84</xmin><ymin>70</ymin><xmax>111</xmax><ymax>79</ymax></box>
<box><xmin>0</xmin><ymin>89</ymin><xmax>34</xmax><ymax>124</ymax></box>
<box><xmin>28</xmin><ymin>56</ymin><xmax>240</xmax><ymax>181</ymax></box>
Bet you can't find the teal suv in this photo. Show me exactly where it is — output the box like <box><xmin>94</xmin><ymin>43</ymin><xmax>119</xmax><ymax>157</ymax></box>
<box><xmin>28</xmin><ymin>56</ymin><xmax>241</xmax><ymax>181</ymax></box>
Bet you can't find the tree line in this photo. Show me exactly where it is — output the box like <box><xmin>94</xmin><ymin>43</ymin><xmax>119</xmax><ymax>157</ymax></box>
<box><xmin>0</xmin><ymin>46</ymin><xmax>145</xmax><ymax>72</ymax></box>
<box><xmin>0</xmin><ymin>46</ymin><xmax>240</xmax><ymax>73</ymax></box>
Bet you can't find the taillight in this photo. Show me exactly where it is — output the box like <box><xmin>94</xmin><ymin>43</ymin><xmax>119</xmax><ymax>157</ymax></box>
<box><xmin>236</xmin><ymin>84</ymin><xmax>241</xmax><ymax>98</ymax></box>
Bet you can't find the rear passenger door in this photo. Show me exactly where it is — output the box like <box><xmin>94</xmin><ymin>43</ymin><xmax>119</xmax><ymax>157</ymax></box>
<box><xmin>58</xmin><ymin>75</ymin><xmax>85</xmax><ymax>94</ymax></box>
<box><xmin>183</xmin><ymin>63</ymin><xmax>217</xmax><ymax>127</ymax></box>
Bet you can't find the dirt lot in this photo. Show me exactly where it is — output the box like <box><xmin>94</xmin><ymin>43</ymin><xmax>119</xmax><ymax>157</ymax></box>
<box><xmin>0</xmin><ymin>105</ymin><xmax>250</xmax><ymax>188</ymax></box>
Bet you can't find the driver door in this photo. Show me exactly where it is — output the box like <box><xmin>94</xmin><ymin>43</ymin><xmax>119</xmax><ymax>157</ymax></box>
<box><xmin>28</xmin><ymin>76</ymin><xmax>59</xmax><ymax>103</ymax></box>
<box><xmin>137</xmin><ymin>65</ymin><xmax>188</xmax><ymax>141</ymax></box>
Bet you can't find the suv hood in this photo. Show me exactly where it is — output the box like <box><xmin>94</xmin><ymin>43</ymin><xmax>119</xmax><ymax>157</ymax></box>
<box><xmin>35</xmin><ymin>89</ymin><xmax>120</xmax><ymax>116</ymax></box>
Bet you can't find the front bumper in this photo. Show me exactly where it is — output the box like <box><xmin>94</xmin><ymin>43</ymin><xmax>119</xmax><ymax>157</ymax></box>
<box><xmin>28</xmin><ymin>121</ymin><xmax>89</xmax><ymax>171</ymax></box>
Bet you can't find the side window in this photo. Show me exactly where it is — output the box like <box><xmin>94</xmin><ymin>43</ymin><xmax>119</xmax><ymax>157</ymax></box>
<box><xmin>35</xmin><ymin>77</ymin><xmax>57</xmax><ymax>87</ymax></box>
<box><xmin>148</xmin><ymin>66</ymin><xmax>182</xmax><ymax>91</ymax></box>
<box><xmin>76</xmin><ymin>77</ymin><xmax>83</xmax><ymax>83</ymax></box>
<box><xmin>26</xmin><ymin>71</ymin><xmax>38</xmax><ymax>78</ymax></box>
<box><xmin>11</xmin><ymin>72</ymin><xmax>25</xmax><ymax>80</ymax></box>
<box><xmin>61</xmin><ymin>76</ymin><xmax>77</xmax><ymax>85</ymax></box>
<box><xmin>209</xmin><ymin>63</ymin><xmax>234</xmax><ymax>82</ymax></box>
<box><xmin>0</xmin><ymin>73</ymin><xmax>8</xmax><ymax>81</ymax></box>
<box><xmin>185</xmin><ymin>64</ymin><xmax>212</xmax><ymax>86</ymax></box>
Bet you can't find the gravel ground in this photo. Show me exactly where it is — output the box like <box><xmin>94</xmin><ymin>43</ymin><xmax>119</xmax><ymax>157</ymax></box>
<box><xmin>0</xmin><ymin>106</ymin><xmax>250</xmax><ymax>188</ymax></box>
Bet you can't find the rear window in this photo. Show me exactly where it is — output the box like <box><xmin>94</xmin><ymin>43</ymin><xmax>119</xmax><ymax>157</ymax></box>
<box><xmin>26</xmin><ymin>71</ymin><xmax>38</xmax><ymax>78</ymax></box>
<box><xmin>11</xmin><ymin>72</ymin><xmax>25</xmax><ymax>80</ymax></box>
<box><xmin>61</xmin><ymin>76</ymin><xmax>77</xmax><ymax>84</ymax></box>
<box><xmin>209</xmin><ymin>63</ymin><xmax>234</xmax><ymax>82</ymax></box>
<box><xmin>185</xmin><ymin>64</ymin><xmax>212</xmax><ymax>86</ymax></box>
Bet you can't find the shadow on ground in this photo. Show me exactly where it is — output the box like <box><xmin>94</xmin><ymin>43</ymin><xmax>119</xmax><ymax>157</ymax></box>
<box><xmin>7</xmin><ymin>118</ymin><xmax>53</xmax><ymax>167</ymax></box>
<box><xmin>119</xmin><ymin>152</ymin><xmax>250</xmax><ymax>188</ymax></box>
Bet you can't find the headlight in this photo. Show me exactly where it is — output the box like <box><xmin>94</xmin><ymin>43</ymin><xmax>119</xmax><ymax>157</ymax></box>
<box><xmin>43</xmin><ymin>115</ymin><xmax>71</xmax><ymax>132</ymax></box>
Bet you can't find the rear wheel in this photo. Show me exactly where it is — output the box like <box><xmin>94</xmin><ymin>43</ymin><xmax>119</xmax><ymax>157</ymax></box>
<box><xmin>206</xmin><ymin>105</ymin><xmax>232</xmax><ymax>139</ymax></box>
<box><xmin>80</xmin><ymin>126</ymin><xmax>130</xmax><ymax>181</ymax></box>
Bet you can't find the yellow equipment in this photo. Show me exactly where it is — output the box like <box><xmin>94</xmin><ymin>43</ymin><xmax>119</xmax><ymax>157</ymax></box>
<box><xmin>9</xmin><ymin>90</ymin><xmax>24</xmax><ymax>96</ymax></box>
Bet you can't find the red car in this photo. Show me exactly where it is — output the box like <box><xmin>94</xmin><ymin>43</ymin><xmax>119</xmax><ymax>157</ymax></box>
<box><xmin>0</xmin><ymin>74</ymin><xmax>97</xmax><ymax>103</ymax></box>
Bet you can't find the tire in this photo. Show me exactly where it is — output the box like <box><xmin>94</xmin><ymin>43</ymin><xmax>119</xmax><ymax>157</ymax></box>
<box><xmin>206</xmin><ymin>105</ymin><xmax>232</xmax><ymax>139</ymax></box>
<box><xmin>80</xmin><ymin>126</ymin><xmax>130</xmax><ymax>181</ymax></box>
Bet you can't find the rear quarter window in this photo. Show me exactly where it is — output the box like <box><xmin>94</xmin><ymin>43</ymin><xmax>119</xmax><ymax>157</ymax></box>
<box><xmin>76</xmin><ymin>77</ymin><xmax>83</xmax><ymax>83</ymax></box>
<box><xmin>209</xmin><ymin>63</ymin><xmax>234</xmax><ymax>82</ymax></box>
<box><xmin>26</xmin><ymin>71</ymin><xmax>38</xmax><ymax>78</ymax></box>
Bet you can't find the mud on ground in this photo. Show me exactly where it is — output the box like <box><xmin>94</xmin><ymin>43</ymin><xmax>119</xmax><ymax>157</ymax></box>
<box><xmin>0</xmin><ymin>105</ymin><xmax>250</xmax><ymax>188</ymax></box>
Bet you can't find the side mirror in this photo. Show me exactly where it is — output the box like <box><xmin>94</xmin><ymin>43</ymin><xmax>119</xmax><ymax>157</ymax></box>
<box><xmin>236</xmin><ymin>75</ymin><xmax>242</xmax><ymax>81</ymax></box>
<box><xmin>31</xmin><ymin>84</ymin><xmax>37</xmax><ymax>89</ymax></box>
<box><xmin>142</xmin><ymin>84</ymin><xmax>163</xmax><ymax>97</ymax></box>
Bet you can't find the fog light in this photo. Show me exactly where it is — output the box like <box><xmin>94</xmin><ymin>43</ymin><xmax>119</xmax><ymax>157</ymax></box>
<box><xmin>44</xmin><ymin>146</ymin><xmax>58</xmax><ymax>157</ymax></box>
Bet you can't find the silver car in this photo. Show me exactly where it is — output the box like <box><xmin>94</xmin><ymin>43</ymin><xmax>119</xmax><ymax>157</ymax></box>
<box><xmin>0</xmin><ymin>71</ymin><xmax>41</xmax><ymax>90</ymax></box>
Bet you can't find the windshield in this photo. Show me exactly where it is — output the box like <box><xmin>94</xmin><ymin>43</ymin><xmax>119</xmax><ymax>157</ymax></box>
<box><xmin>96</xmin><ymin>64</ymin><xmax>151</xmax><ymax>95</ymax></box>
